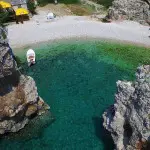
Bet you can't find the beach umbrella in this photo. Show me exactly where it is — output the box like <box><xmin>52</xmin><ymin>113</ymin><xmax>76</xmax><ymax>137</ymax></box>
<box><xmin>15</xmin><ymin>8</ymin><xmax>29</xmax><ymax>16</ymax></box>
<box><xmin>0</xmin><ymin>1</ymin><xmax>11</xmax><ymax>8</ymax></box>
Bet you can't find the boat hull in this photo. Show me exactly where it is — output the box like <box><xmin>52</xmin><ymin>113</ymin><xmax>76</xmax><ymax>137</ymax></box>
<box><xmin>26</xmin><ymin>49</ymin><xmax>36</xmax><ymax>67</ymax></box>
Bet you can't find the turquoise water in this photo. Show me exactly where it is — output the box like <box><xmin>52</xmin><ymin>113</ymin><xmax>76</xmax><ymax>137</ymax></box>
<box><xmin>0</xmin><ymin>39</ymin><xmax>134</xmax><ymax>150</ymax></box>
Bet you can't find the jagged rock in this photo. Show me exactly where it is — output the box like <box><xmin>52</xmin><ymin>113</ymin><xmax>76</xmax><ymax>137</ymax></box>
<box><xmin>0</xmin><ymin>75</ymin><xmax>50</xmax><ymax>134</ymax></box>
<box><xmin>0</xmin><ymin>27</ymin><xmax>17</xmax><ymax>79</ymax></box>
<box><xmin>25</xmin><ymin>104</ymin><xmax>38</xmax><ymax>117</ymax></box>
<box><xmin>103</xmin><ymin>65</ymin><xmax>150</xmax><ymax>150</ymax></box>
<box><xmin>38</xmin><ymin>97</ymin><xmax>50</xmax><ymax>116</ymax></box>
<box><xmin>0</xmin><ymin>119</ymin><xmax>28</xmax><ymax>134</ymax></box>
<box><xmin>0</xmin><ymin>27</ymin><xmax>50</xmax><ymax>134</ymax></box>
<box><xmin>106</xmin><ymin>0</ymin><xmax>150</xmax><ymax>25</ymax></box>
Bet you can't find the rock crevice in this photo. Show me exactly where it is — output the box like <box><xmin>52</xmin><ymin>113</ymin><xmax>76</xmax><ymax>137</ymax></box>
<box><xmin>103</xmin><ymin>65</ymin><xmax>150</xmax><ymax>150</ymax></box>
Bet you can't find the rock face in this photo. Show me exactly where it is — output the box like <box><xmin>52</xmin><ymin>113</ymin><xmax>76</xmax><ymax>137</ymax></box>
<box><xmin>0</xmin><ymin>27</ymin><xmax>50</xmax><ymax>134</ymax></box>
<box><xmin>0</xmin><ymin>27</ymin><xmax>17</xmax><ymax>79</ymax></box>
<box><xmin>103</xmin><ymin>65</ymin><xmax>150</xmax><ymax>150</ymax></box>
<box><xmin>106</xmin><ymin>0</ymin><xmax>150</xmax><ymax>25</ymax></box>
<box><xmin>0</xmin><ymin>75</ymin><xmax>49</xmax><ymax>134</ymax></box>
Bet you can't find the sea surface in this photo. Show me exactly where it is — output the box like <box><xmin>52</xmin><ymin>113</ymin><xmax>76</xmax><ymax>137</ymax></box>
<box><xmin>0</xmin><ymin>39</ymin><xmax>135</xmax><ymax>150</ymax></box>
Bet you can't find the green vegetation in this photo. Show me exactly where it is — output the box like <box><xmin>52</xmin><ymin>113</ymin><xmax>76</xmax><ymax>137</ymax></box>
<box><xmin>96</xmin><ymin>41</ymin><xmax>150</xmax><ymax>70</ymax></box>
<box><xmin>27</xmin><ymin>0</ymin><xmax>37</xmax><ymax>14</ymax></box>
<box><xmin>0</xmin><ymin>6</ymin><xmax>9</xmax><ymax>26</ymax></box>
<box><xmin>93</xmin><ymin>0</ymin><xmax>113</xmax><ymax>9</ymax></box>
<box><xmin>67</xmin><ymin>4</ymin><xmax>94</xmax><ymax>15</ymax></box>
<box><xmin>0</xmin><ymin>5</ymin><xmax>16</xmax><ymax>25</ymax></box>
<box><xmin>38</xmin><ymin>0</ymin><xmax>79</xmax><ymax>7</ymax></box>
<box><xmin>37</xmin><ymin>0</ymin><xmax>113</xmax><ymax>7</ymax></box>
<box><xmin>59</xmin><ymin>0</ymin><xmax>79</xmax><ymax>4</ymax></box>
<box><xmin>37</xmin><ymin>0</ymin><xmax>49</xmax><ymax>7</ymax></box>
<box><xmin>37</xmin><ymin>0</ymin><xmax>51</xmax><ymax>7</ymax></box>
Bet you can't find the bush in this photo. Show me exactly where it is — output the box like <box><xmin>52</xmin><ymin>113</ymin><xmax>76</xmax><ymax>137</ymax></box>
<box><xmin>0</xmin><ymin>5</ymin><xmax>9</xmax><ymax>26</ymax></box>
<box><xmin>97</xmin><ymin>0</ymin><xmax>113</xmax><ymax>9</ymax></box>
<box><xmin>27</xmin><ymin>0</ymin><xmax>36</xmax><ymax>14</ymax></box>
<box><xmin>37</xmin><ymin>0</ymin><xmax>79</xmax><ymax>7</ymax></box>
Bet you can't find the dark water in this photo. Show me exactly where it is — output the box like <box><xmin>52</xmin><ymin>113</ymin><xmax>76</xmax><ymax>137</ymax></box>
<box><xmin>0</xmin><ymin>40</ymin><xmax>134</xmax><ymax>150</ymax></box>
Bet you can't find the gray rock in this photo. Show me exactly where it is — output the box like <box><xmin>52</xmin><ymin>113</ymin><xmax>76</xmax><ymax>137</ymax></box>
<box><xmin>0</xmin><ymin>74</ymin><xmax>50</xmax><ymax>134</ymax></box>
<box><xmin>106</xmin><ymin>0</ymin><xmax>150</xmax><ymax>25</ymax></box>
<box><xmin>103</xmin><ymin>65</ymin><xmax>150</xmax><ymax>150</ymax></box>
<box><xmin>0</xmin><ymin>27</ymin><xmax>50</xmax><ymax>134</ymax></box>
<box><xmin>0</xmin><ymin>27</ymin><xmax>17</xmax><ymax>78</ymax></box>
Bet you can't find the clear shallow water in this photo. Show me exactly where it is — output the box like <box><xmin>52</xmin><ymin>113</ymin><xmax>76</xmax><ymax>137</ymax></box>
<box><xmin>0</xmin><ymin>39</ymin><xmax>134</xmax><ymax>150</ymax></box>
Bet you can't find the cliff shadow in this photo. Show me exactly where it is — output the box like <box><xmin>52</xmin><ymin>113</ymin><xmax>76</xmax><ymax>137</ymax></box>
<box><xmin>92</xmin><ymin>116</ymin><xmax>115</xmax><ymax>150</ymax></box>
<box><xmin>0</xmin><ymin>70</ymin><xmax>20</xmax><ymax>96</ymax></box>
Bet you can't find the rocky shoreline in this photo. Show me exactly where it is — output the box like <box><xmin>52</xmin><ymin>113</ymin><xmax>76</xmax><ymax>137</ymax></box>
<box><xmin>106</xmin><ymin>0</ymin><xmax>150</xmax><ymax>25</ymax></box>
<box><xmin>0</xmin><ymin>27</ymin><xmax>51</xmax><ymax>135</ymax></box>
<box><xmin>103</xmin><ymin>65</ymin><xmax>150</xmax><ymax>150</ymax></box>
<box><xmin>0</xmin><ymin>75</ymin><xmax>50</xmax><ymax>134</ymax></box>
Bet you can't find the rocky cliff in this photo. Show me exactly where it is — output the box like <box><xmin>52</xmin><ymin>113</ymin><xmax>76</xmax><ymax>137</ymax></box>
<box><xmin>103</xmin><ymin>65</ymin><xmax>150</xmax><ymax>150</ymax></box>
<box><xmin>106</xmin><ymin>0</ymin><xmax>150</xmax><ymax>25</ymax></box>
<box><xmin>0</xmin><ymin>27</ymin><xmax>50</xmax><ymax>134</ymax></box>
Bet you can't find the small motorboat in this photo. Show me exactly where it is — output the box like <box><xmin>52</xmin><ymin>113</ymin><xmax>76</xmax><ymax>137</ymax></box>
<box><xmin>46</xmin><ymin>12</ymin><xmax>56</xmax><ymax>20</ymax></box>
<box><xmin>26</xmin><ymin>49</ymin><xmax>36</xmax><ymax>67</ymax></box>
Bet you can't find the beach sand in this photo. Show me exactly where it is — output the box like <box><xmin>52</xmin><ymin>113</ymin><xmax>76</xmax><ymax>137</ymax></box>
<box><xmin>8</xmin><ymin>10</ymin><xmax>150</xmax><ymax>48</ymax></box>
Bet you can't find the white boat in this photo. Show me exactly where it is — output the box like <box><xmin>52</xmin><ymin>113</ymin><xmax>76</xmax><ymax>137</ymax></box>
<box><xmin>26</xmin><ymin>49</ymin><xmax>36</xmax><ymax>66</ymax></box>
<box><xmin>47</xmin><ymin>12</ymin><xmax>55</xmax><ymax>20</ymax></box>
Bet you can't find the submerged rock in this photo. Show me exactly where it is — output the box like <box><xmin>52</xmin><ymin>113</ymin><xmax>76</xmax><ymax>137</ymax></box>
<box><xmin>0</xmin><ymin>27</ymin><xmax>51</xmax><ymax>134</ymax></box>
<box><xmin>106</xmin><ymin>0</ymin><xmax>150</xmax><ymax>25</ymax></box>
<box><xmin>103</xmin><ymin>65</ymin><xmax>150</xmax><ymax>150</ymax></box>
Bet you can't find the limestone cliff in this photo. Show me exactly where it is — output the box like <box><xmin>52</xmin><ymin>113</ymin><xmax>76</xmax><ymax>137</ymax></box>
<box><xmin>106</xmin><ymin>0</ymin><xmax>150</xmax><ymax>25</ymax></box>
<box><xmin>103</xmin><ymin>65</ymin><xmax>150</xmax><ymax>150</ymax></box>
<box><xmin>0</xmin><ymin>27</ymin><xmax>50</xmax><ymax>134</ymax></box>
